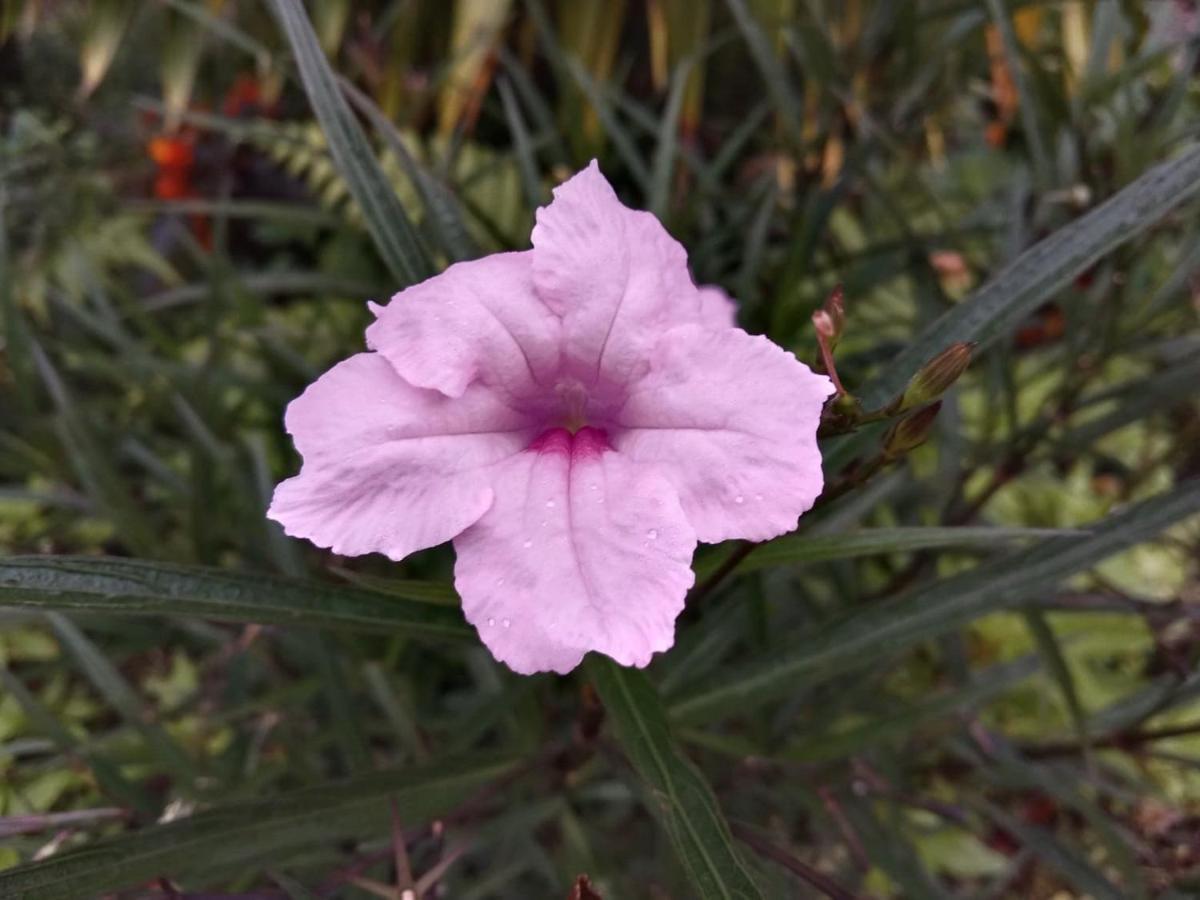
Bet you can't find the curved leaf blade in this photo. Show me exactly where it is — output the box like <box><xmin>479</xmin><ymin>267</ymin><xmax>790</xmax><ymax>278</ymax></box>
<box><xmin>0</xmin><ymin>556</ymin><xmax>471</xmax><ymax>640</ymax></box>
<box><xmin>698</xmin><ymin>526</ymin><xmax>1081</xmax><ymax>578</ymax></box>
<box><xmin>267</xmin><ymin>0</ymin><xmax>432</xmax><ymax>286</ymax></box>
<box><xmin>589</xmin><ymin>658</ymin><xmax>765</xmax><ymax>899</ymax></box>
<box><xmin>861</xmin><ymin>144</ymin><xmax>1200</xmax><ymax>407</ymax></box>
<box><xmin>0</xmin><ymin>755</ymin><xmax>515</xmax><ymax>900</ymax></box>
<box><xmin>674</xmin><ymin>480</ymin><xmax>1200</xmax><ymax>723</ymax></box>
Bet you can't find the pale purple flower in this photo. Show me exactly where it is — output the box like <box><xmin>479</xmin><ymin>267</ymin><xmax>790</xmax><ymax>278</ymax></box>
<box><xmin>269</xmin><ymin>162</ymin><xmax>833</xmax><ymax>674</ymax></box>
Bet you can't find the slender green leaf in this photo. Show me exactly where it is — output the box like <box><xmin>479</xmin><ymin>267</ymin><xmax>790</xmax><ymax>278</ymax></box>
<box><xmin>1061</xmin><ymin>354</ymin><xmax>1200</xmax><ymax>448</ymax></box>
<box><xmin>0</xmin><ymin>755</ymin><xmax>515</xmax><ymax>899</ymax></box>
<box><xmin>0</xmin><ymin>667</ymin><xmax>154</xmax><ymax>815</ymax></box>
<box><xmin>161</xmin><ymin>0</ymin><xmax>271</xmax><ymax>67</ymax></box>
<box><xmin>45</xmin><ymin>613</ymin><xmax>196</xmax><ymax>783</ymax></box>
<box><xmin>861</xmin><ymin>143</ymin><xmax>1200</xmax><ymax>407</ymax></box>
<box><xmin>329</xmin><ymin>566</ymin><xmax>459</xmax><ymax>605</ymax></box>
<box><xmin>840</xmin><ymin>794</ymin><xmax>953</xmax><ymax>899</ymax></box>
<box><xmin>267</xmin><ymin>0</ymin><xmax>432</xmax><ymax>285</ymax></box>
<box><xmin>699</xmin><ymin>526</ymin><xmax>1081</xmax><ymax>578</ymax></box>
<box><xmin>674</xmin><ymin>480</ymin><xmax>1200</xmax><ymax>722</ymax></box>
<box><xmin>965</xmin><ymin>736</ymin><xmax>1148</xmax><ymax>898</ymax></box>
<box><xmin>141</xmin><ymin>271</ymin><xmax>386</xmax><ymax>312</ymax></box>
<box><xmin>648</xmin><ymin>60</ymin><xmax>691</xmax><ymax>219</ymax></box>
<box><xmin>722</xmin><ymin>0</ymin><xmax>802</xmax><ymax>138</ymax></box>
<box><xmin>783</xmin><ymin>656</ymin><xmax>1038</xmax><ymax>764</ymax></box>
<box><xmin>339</xmin><ymin>75</ymin><xmax>478</xmax><ymax>262</ymax></box>
<box><xmin>977</xmin><ymin>801</ymin><xmax>1125</xmax><ymax>900</ymax></box>
<box><xmin>128</xmin><ymin>198</ymin><xmax>341</xmax><ymax>226</ymax></box>
<box><xmin>562</xmin><ymin>57</ymin><xmax>651</xmax><ymax>190</ymax></box>
<box><xmin>588</xmin><ymin>658</ymin><xmax>765</xmax><ymax>899</ymax></box>
<box><xmin>0</xmin><ymin>556</ymin><xmax>471</xmax><ymax>640</ymax></box>
<box><xmin>985</xmin><ymin>0</ymin><xmax>1049</xmax><ymax>184</ymax></box>
<box><xmin>497</xmin><ymin>75</ymin><xmax>545</xmax><ymax>214</ymax></box>
<box><xmin>0</xmin><ymin>185</ymin><xmax>32</xmax><ymax>400</ymax></box>
<box><xmin>1022</xmin><ymin>609</ymin><xmax>1092</xmax><ymax>767</ymax></box>
<box><xmin>29</xmin><ymin>344</ymin><xmax>158</xmax><ymax>556</ymax></box>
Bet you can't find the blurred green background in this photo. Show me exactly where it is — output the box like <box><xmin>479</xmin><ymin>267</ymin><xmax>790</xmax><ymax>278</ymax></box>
<box><xmin>1</xmin><ymin>1</ymin><xmax>1200</xmax><ymax>897</ymax></box>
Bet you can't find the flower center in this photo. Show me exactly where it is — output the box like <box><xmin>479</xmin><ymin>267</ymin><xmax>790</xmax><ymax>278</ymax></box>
<box><xmin>528</xmin><ymin>424</ymin><xmax>611</xmax><ymax>457</ymax></box>
<box><xmin>555</xmin><ymin>378</ymin><xmax>590</xmax><ymax>433</ymax></box>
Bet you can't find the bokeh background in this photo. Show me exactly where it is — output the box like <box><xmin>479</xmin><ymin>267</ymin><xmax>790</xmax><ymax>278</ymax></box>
<box><xmin>2</xmin><ymin>1</ymin><xmax>1200</xmax><ymax>897</ymax></box>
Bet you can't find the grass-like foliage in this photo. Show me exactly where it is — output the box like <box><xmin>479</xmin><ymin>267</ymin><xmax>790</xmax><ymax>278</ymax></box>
<box><xmin>2</xmin><ymin>1</ymin><xmax>1200</xmax><ymax>897</ymax></box>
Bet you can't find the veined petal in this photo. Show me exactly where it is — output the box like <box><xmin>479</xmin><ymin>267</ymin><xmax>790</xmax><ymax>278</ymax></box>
<box><xmin>613</xmin><ymin>325</ymin><xmax>835</xmax><ymax>543</ymax></box>
<box><xmin>453</xmin><ymin>428</ymin><xmax>696</xmax><ymax>675</ymax></box>
<box><xmin>268</xmin><ymin>353</ymin><xmax>535</xmax><ymax>561</ymax></box>
<box><xmin>696</xmin><ymin>284</ymin><xmax>738</xmax><ymax>328</ymax></box>
<box><xmin>531</xmin><ymin>161</ymin><xmax>709</xmax><ymax>384</ymax></box>
<box><xmin>366</xmin><ymin>251</ymin><xmax>561</xmax><ymax>399</ymax></box>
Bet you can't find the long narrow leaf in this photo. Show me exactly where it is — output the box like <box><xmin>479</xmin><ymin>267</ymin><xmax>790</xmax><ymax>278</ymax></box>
<box><xmin>588</xmin><ymin>658</ymin><xmax>765</xmax><ymax>899</ymax></box>
<box><xmin>0</xmin><ymin>755</ymin><xmax>515</xmax><ymax>899</ymax></box>
<box><xmin>674</xmin><ymin>480</ymin><xmax>1200</xmax><ymax>722</ymax></box>
<box><xmin>0</xmin><ymin>556</ymin><xmax>471</xmax><ymax>640</ymax></box>
<box><xmin>46</xmin><ymin>613</ymin><xmax>196</xmax><ymax>783</ymax></box>
<box><xmin>267</xmin><ymin>0</ymin><xmax>432</xmax><ymax>285</ymax></box>
<box><xmin>861</xmin><ymin>144</ymin><xmax>1200</xmax><ymax>407</ymax></box>
<box><xmin>700</xmin><ymin>526</ymin><xmax>1081</xmax><ymax>578</ymax></box>
<box><xmin>339</xmin><ymin>75</ymin><xmax>478</xmax><ymax>262</ymax></box>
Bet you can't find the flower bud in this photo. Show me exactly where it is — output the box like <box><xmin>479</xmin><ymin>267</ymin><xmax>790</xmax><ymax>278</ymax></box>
<box><xmin>812</xmin><ymin>309</ymin><xmax>837</xmax><ymax>338</ymax></box>
<box><xmin>884</xmin><ymin>401</ymin><xmax>941</xmax><ymax>458</ymax></box>
<box><xmin>900</xmin><ymin>342</ymin><xmax>974</xmax><ymax>409</ymax></box>
<box><xmin>813</xmin><ymin>284</ymin><xmax>846</xmax><ymax>348</ymax></box>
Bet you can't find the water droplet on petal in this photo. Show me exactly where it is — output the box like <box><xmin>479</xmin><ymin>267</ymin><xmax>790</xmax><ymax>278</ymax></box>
<box><xmin>545</xmin><ymin>499</ymin><xmax>556</xmax><ymax>508</ymax></box>
<box><xmin>755</xmin><ymin>494</ymin><xmax>763</xmax><ymax>502</ymax></box>
<box><xmin>734</xmin><ymin>495</ymin><xmax>745</xmax><ymax>504</ymax></box>
<box><xmin>522</xmin><ymin>539</ymin><xmax>533</xmax><ymax>548</ymax></box>
<box><xmin>502</xmin><ymin>618</ymin><xmax>511</xmax><ymax>629</ymax></box>
<box><xmin>487</xmin><ymin>617</ymin><xmax>495</xmax><ymax>627</ymax></box>
<box><xmin>496</xmin><ymin>577</ymin><xmax>505</xmax><ymax>586</ymax></box>
<box><xmin>589</xmin><ymin>483</ymin><xmax>598</xmax><ymax>491</ymax></box>
<box><xmin>646</xmin><ymin>529</ymin><xmax>658</xmax><ymax>540</ymax></box>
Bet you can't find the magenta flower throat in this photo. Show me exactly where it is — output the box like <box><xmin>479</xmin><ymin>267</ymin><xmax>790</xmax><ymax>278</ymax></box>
<box><xmin>269</xmin><ymin>162</ymin><xmax>834</xmax><ymax>674</ymax></box>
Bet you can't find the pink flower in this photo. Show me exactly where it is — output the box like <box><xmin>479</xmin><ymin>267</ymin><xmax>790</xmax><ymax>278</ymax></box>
<box><xmin>269</xmin><ymin>162</ymin><xmax>833</xmax><ymax>674</ymax></box>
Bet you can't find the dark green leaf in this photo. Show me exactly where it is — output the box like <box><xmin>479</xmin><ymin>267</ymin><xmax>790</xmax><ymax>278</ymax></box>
<box><xmin>339</xmin><ymin>75</ymin><xmax>478</xmax><ymax>262</ymax></box>
<box><xmin>978</xmin><ymin>801</ymin><xmax>1125</xmax><ymax>900</ymax></box>
<box><xmin>699</xmin><ymin>526</ymin><xmax>1081</xmax><ymax>578</ymax></box>
<box><xmin>45</xmin><ymin>613</ymin><xmax>196</xmax><ymax>783</ymax></box>
<box><xmin>588</xmin><ymin>658</ymin><xmax>765</xmax><ymax>899</ymax></box>
<box><xmin>0</xmin><ymin>755</ymin><xmax>515</xmax><ymax>899</ymax></box>
<box><xmin>783</xmin><ymin>656</ymin><xmax>1038</xmax><ymax>764</ymax></box>
<box><xmin>1022</xmin><ymin>609</ymin><xmax>1092</xmax><ymax>767</ymax></box>
<box><xmin>0</xmin><ymin>667</ymin><xmax>154</xmax><ymax>815</ymax></box>
<box><xmin>0</xmin><ymin>556</ymin><xmax>471</xmax><ymax>640</ymax></box>
<box><xmin>648</xmin><ymin>60</ymin><xmax>691</xmax><ymax>219</ymax></box>
<box><xmin>267</xmin><ymin>0</ymin><xmax>432</xmax><ymax>285</ymax></box>
<box><xmin>497</xmin><ymin>75</ymin><xmax>546</xmax><ymax>214</ymax></box>
<box><xmin>861</xmin><ymin>144</ymin><xmax>1200</xmax><ymax>407</ymax></box>
<box><xmin>721</xmin><ymin>0</ymin><xmax>802</xmax><ymax>139</ymax></box>
<box><xmin>674</xmin><ymin>480</ymin><xmax>1200</xmax><ymax>722</ymax></box>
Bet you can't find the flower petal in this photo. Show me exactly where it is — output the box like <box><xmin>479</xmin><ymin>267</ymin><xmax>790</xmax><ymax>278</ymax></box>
<box><xmin>531</xmin><ymin>161</ymin><xmax>707</xmax><ymax>383</ymax></box>
<box><xmin>268</xmin><ymin>353</ymin><xmax>535</xmax><ymax>561</ymax></box>
<box><xmin>366</xmin><ymin>251</ymin><xmax>561</xmax><ymax>399</ymax></box>
<box><xmin>453</xmin><ymin>427</ymin><xmax>696</xmax><ymax>674</ymax></box>
<box><xmin>613</xmin><ymin>325</ymin><xmax>835</xmax><ymax>543</ymax></box>
<box><xmin>696</xmin><ymin>284</ymin><xmax>738</xmax><ymax>328</ymax></box>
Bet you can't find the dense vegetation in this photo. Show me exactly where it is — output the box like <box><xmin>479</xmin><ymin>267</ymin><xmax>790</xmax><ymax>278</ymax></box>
<box><xmin>1</xmin><ymin>1</ymin><xmax>1199</xmax><ymax>897</ymax></box>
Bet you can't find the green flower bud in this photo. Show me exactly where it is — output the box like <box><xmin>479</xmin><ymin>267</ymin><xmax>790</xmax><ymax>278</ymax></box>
<box><xmin>901</xmin><ymin>342</ymin><xmax>974</xmax><ymax>409</ymax></box>
<box><xmin>884</xmin><ymin>401</ymin><xmax>941</xmax><ymax>459</ymax></box>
